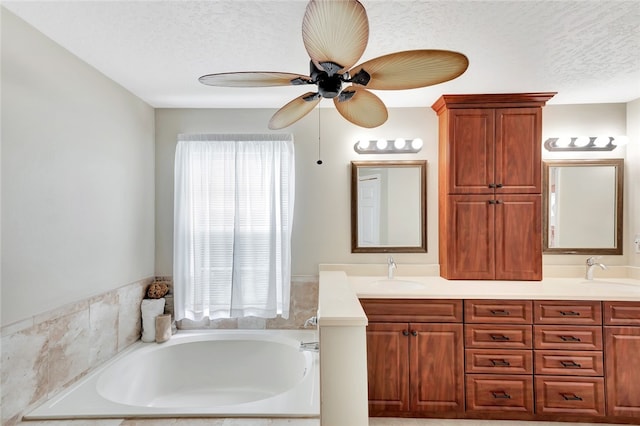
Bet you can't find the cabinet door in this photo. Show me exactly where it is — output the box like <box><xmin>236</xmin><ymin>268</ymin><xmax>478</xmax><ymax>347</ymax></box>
<box><xmin>366</xmin><ymin>322</ymin><xmax>409</xmax><ymax>413</ymax></box>
<box><xmin>494</xmin><ymin>107</ymin><xmax>542</xmax><ymax>194</ymax></box>
<box><xmin>444</xmin><ymin>195</ymin><xmax>495</xmax><ymax>279</ymax></box>
<box><xmin>494</xmin><ymin>194</ymin><xmax>542</xmax><ymax>280</ymax></box>
<box><xmin>605</xmin><ymin>326</ymin><xmax>640</xmax><ymax>417</ymax></box>
<box><xmin>410</xmin><ymin>323</ymin><xmax>465</xmax><ymax>412</ymax></box>
<box><xmin>447</xmin><ymin>109</ymin><xmax>495</xmax><ymax>194</ymax></box>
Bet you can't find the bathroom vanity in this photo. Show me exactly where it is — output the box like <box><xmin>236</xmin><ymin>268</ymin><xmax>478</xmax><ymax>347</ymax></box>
<box><xmin>317</xmin><ymin>269</ymin><xmax>640</xmax><ymax>426</ymax></box>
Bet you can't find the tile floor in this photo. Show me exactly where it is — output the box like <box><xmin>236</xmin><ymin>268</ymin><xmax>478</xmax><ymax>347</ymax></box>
<box><xmin>15</xmin><ymin>419</ymin><xmax>623</xmax><ymax>426</ymax></box>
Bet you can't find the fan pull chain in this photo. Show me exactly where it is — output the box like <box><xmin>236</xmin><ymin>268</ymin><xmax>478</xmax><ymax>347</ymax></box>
<box><xmin>316</xmin><ymin>106</ymin><xmax>323</xmax><ymax>165</ymax></box>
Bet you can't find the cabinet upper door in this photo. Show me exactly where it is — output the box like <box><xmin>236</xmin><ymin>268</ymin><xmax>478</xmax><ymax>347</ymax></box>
<box><xmin>495</xmin><ymin>108</ymin><xmax>542</xmax><ymax>194</ymax></box>
<box><xmin>446</xmin><ymin>109</ymin><xmax>495</xmax><ymax>194</ymax></box>
<box><xmin>443</xmin><ymin>107</ymin><xmax>542</xmax><ymax>195</ymax></box>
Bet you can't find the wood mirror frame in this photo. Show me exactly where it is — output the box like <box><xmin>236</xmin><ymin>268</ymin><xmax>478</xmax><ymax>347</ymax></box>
<box><xmin>543</xmin><ymin>158</ymin><xmax>624</xmax><ymax>255</ymax></box>
<box><xmin>351</xmin><ymin>160</ymin><xmax>427</xmax><ymax>253</ymax></box>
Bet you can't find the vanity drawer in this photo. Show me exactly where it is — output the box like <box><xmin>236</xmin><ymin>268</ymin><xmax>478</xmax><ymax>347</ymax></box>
<box><xmin>466</xmin><ymin>374</ymin><xmax>533</xmax><ymax>413</ymax></box>
<box><xmin>360</xmin><ymin>299</ymin><xmax>463</xmax><ymax>323</ymax></box>
<box><xmin>534</xmin><ymin>376</ymin><xmax>605</xmax><ymax>416</ymax></box>
<box><xmin>534</xmin><ymin>350</ymin><xmax>603</xmax><ymax>376</ymax></box>
<box><xmin>604</xmin><ymin>301</ymin><xmax>640</xmax><ymax>325</ymax></box>
<box><xmin>534</xmin><ymin>300</ymin><xmax>602</xmax><ymax>325</ymax></box>
<box><xmin>465</xmin><ymin>324</ymin><xmax>532</xmax><ymax>349</ymax></box>
<box><xmin>534</xmin><ymin>326</ymin><xmax>602</xmax><ymax>350</ymax></box>
<box><xmin>465</xmin><ymin>349</ymin><xmax>533</xmax><ymax>374</ymax></box>
<box><xmin>465</xmin><ymin>300</ymin><xmax>532</xmax><ymax>324</ymax></box>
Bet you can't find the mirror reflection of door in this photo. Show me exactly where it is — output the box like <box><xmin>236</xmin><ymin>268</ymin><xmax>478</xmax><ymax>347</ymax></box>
<box><xmin>358</xmin><ymin>174</ymin><xmax>381</xmax><ymax>246</ymax></box>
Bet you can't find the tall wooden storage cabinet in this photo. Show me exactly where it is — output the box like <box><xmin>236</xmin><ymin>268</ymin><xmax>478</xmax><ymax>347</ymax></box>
<box><xmin>431</xmin><ymin>93</ymin><xmax>555</xmax><ymax>281</ymax></box>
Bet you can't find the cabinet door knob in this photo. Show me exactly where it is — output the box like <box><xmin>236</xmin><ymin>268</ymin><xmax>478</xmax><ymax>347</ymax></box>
<box><xmin>561</xmin><ymin>393</ymin><xmax>583</xmax><ymax>401</ymax></box>
<box><xmin>496</xmin><ymin>183</ymin><xmax>503</xmax><ymax>188</ymax></box>
<box><xmin>491</xmin><ymin>391</ymin><xmax>511</xmax><ymax>399</ymax></box>
<box><xmin>490</xmin><ymin>334</ymin><xmax>510</xmax><ymax>341</ymax></box>
<box><xmin>560</xmin><ymin>360</ymin><xmax>582</xmax><ymax>368</ymax></box>
<box><xmin>488</xmin><ymin>199</ymin><xmax>497</xmax><ymax>205</ymax></box>
<box><xmin>411</xmin><ymin>330</ymin><xmax>418</xmax><ymax>337</ymax></box>
<box><xmin>402</xmin><ymin>330</ymin><xmax>409</xmax><ymax>336</ymax></box>
<box><xmin>488</xmin><ymin>183</ymin><xmax>497</xmax><ymax>188</ymax></box>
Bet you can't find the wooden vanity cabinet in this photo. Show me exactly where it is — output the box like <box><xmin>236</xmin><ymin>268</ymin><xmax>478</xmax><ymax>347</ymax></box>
<box><xmin>533</xmin><ymin>300</ymin><xmax>605</xmax><ymax>417</ymax></box>
<box><xmin>604</xmin><ymin>301</ymin><xmax>640</xmax><ymax>418</ymax></box>
<box><xmin>361</xmin><ymin>299</ymin><xmax>465</xmax><ymax>415</ymax></box>
<box><xmin>464</xmin><ymin>300</ymin><xmax>534</xmax><ymax>414</ymax></box>
<box><xmin>432</xmin><ymin>93</ymin><xmax>555</xmax><ymax>281</ymax></box>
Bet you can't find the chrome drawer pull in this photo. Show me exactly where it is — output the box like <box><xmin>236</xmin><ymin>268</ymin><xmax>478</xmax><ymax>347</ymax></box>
<box><xmin>491</xmin><ymin>391</ymin><xmax>511</xmax><ymax>399</ymax></box>
<box><xmin>559</xmin><ymin>335</ymin><xmax>581</xmax><ymax>342</ymax></box>
<box><xmin>490</xmin><ymin>359</ymin><xmax>511</xmax><ymax>367</ymax></box>
<box><xmin>490</xmin><ymin>334</ymin><xmax>510</xmax><ymax>341</ymax></box>
<box><xmin>561</xmin><ymin>393</ymin><xmax>583</xmax><ymax>401</ymax></box>
<box><xmin>560</xmin><ymin>311</ymin><xmax>580</xmax><ymax>316</ymax></box>
<box><xmin>560</xmin><ymin>360</ymin><xmax>582</xmax><ymax>368</ymax></box>
<box><xmin>490</xmin><ymin>309</ymin><xmax>510</xmax><ymax>316</ymax></box>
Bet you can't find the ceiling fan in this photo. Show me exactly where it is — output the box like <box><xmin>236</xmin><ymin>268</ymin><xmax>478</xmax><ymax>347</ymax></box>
<box><xmin>198</xmin><ymin>0</ymin><xmax>469</xmax><ymax>130</ymax></box>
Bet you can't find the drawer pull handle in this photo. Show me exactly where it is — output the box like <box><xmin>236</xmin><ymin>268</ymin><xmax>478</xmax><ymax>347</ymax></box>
<box><xmin>491</xmin><ymin>391</ymin><xmax>511</xmax><ymax>399</ymax></box>
<box><xmin>402</xmin><ymin>330</ymin><xmax>409</xmax><ymax>336</ymax></box>
<box><xmin>559</xmin><ymin>335</ymin><xmax>581</xmax><ymax>342</ymax></box>
<box><xmin>561</xmin><ymin>393</ymin><xmax>583</xmax><ymax>401</ymax></box>
<box><xmin>490</xmin><ymin>334</ymin><xmax>510</xmax><ymax>341</ymax></box>
<box><xmin>560</xmin><ymin>360</ymin><xmax>582</xmax><ymax>368</ymax></box>
<box><xmin>560</xmin><ymin>311</ymin><xmax>580</xmax><ymax>316</ymax></box>
<box><xmin>490</xmin><ymin>359</ymin><xmax>511</xmax><ymax>367</ymax></box>
<box><xmin>490</xmin><ymin>309</ymin><xmax>510</xmax><ymax>316</ymax></box>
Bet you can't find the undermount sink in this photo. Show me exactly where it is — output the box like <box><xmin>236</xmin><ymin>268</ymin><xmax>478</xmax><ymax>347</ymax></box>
<box><xmin>369</xmin><ymin>279</ymin><xmax>425</xmax><ymax>291</ymax></box>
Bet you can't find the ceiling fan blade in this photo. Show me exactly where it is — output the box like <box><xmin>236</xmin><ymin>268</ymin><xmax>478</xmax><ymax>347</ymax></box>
<box><xmin>349</xmin><ymin>50</ymin><xmax>469</xmax><ymax>90</ymax></box>
<box><xmin>333</xmin><ymin>86</ymin><xmax>388</xmax><ymax>128</ymax></box>
<box><xmin>302</xmin><ymin>0</ymin><xmax>369</xmax><ymax>74</ymax></box>
<box><xmin>269</xmin><ymin>92</ymin><xmax>321</xmax><ymax>130</ymax></box>
<box><xmin>199</xmin><ymin>72</ymin><xmax>311</xmax><ymax>87</ymax></box>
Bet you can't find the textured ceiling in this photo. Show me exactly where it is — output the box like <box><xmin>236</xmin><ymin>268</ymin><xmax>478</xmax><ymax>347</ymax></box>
<box><xmin>4</xmin><ymin>0</ymin><xmax>640</xmax><ymax>109</ymax></box>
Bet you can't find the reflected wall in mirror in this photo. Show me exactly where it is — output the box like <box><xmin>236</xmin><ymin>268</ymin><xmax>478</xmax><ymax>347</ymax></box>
<box><xmin>543</xmin><ymin>159</ymin><xmax>624</xmax><ymax>254</ymax></box>
<box><xmin>351</xmin><ymin>160</ymin><xmax>427</xmax><ymax>253</ymax></box>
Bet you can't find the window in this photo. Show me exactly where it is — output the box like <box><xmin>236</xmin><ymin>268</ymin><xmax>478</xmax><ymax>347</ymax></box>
<box><xmin>173</xmin><ymin>134</ymin><xmax>295</xmax><ymax>320</ymax></box>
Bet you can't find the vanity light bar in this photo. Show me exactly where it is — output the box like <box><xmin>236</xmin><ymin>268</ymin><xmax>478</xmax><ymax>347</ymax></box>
<box><xmin>544</xmin><ymin>136</ymin><xmax>628</xmax><ymax>152</ymax></box>
<box><xmin>354</xmin><ymin>138</ymin><xmax>423</xmax><ymax>154</ymax></box>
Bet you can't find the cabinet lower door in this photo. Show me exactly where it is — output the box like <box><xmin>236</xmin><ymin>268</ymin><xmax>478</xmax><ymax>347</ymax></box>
<box><xmin>411</xmin><ymin>323</ymin><xmax>465</xmax><ymax>412</ymax></box>
<box><xmin>494</xmin><ymin>194</ymin><xmax>541</xmax><ymax>280</ymax></box>
<box><xmin>605</xmin><ymin>326</ymin><xmax>640</xmax><ymax>417</ymax></box>
<box><xmin>444</xmin><ymin>195</ymin><xmax>495</xmax><ymax>280</ymax></box>
<box><xmin>366</xmin><ymin>322</ymin><xmax>409</xmax><ymax>412</ymax></box>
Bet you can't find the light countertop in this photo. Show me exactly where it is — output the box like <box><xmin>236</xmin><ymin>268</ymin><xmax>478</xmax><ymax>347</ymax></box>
<box><xmin>349</xmin><ymin>275</ymin><xmax>640</xmax><ymax>301</ymax></box>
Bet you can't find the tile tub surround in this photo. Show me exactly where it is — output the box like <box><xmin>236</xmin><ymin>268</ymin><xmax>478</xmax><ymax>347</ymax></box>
<box><xmin>2</xmin><ymin>276</ymin><xmax>318</xmax><ymax>426</ymax></box>
<box><xmin>1</xmin><ymin>277</ymin><xmax>151</xmax><ymax>426</ymax></box>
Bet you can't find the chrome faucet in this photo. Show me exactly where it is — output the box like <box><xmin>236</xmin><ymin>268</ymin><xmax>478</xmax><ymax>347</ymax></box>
<box><xmin>303</xmin><ymin>316</ymin><xmax>318</xmax><ymax>328</ymax></box>
<box><xmin>585</xmin><ymin>256</ymin><xmax>606</xmax><ymax>280</ymax></box>
<box><xmin>387</xmin><ymin>255</ymin><xmax>397</xmax><ymax>279</ymax></box>
<box><xmin>299</xmin><ymin>341</ymin><xmax>319</xmax><ymax>352</ymax></box>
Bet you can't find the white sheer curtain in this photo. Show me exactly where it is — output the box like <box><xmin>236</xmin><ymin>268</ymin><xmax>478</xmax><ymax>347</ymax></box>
<box><xmin>173</xmin><ymin>134</ymin><xmax>295</xmax><ymax>320</ymax></box>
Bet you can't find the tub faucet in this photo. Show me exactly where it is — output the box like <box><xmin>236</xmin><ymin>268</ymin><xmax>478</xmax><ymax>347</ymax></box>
<box><xmin>300</xmin><ymin>341</ymin><xmax>319</xmax><ymax>352</ymax></box>
<box><xmin>585</xmin><ymin>256</ymin><xmax>606</xmax><ymax>280</ymax></box>
<box><xmin>303</xmin><ymin>316</ymin><xmax>317</xmax><ymax>328</ymax></box>
<box><xmin>387</xmin><ymin>255</ymin><xmax>397</xmax><ymax>279</ymax></box>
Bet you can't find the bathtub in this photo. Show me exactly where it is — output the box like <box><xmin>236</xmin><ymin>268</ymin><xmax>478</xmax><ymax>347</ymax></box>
<box><xmin>25</xmin><ymin>329</ymin><xmax>319</xmax><ymax>420</ymax></box>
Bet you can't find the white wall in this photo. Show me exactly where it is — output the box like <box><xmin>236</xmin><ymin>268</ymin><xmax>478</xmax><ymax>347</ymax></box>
<box><xmin>154</xmin><ymin>107</ymin><xmax>438</xmax><ymax>277</ymax></box>
<box><xmin>1</xmin><ymin>9</ymin><xmax>156</xmax><ymax>326</ymax></box>
<box><xmin>626</xmin><ymin>99</ymin><xmax>640</xmax><ymax>267</ymax></box>
<box><xmin>156</xmin><ymin>102</ymin><xmax>634</xmax><ymax>277</ymax></box>
<box><xmin>542</xmin><ymin>103</ymin><xmax>629</xmax><ymax>266</ymax></box>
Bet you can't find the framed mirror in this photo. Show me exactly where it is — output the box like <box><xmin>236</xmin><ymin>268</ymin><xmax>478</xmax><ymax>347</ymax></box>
<box><xmin>351</xmin><ymin>160</ymin><xmax>427</xmax><ymax>253</ymax></box>
<box><xmin>543</xmin><ymin>159</ymin><xmax>624</xmax><ymax>254</ymax></box>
